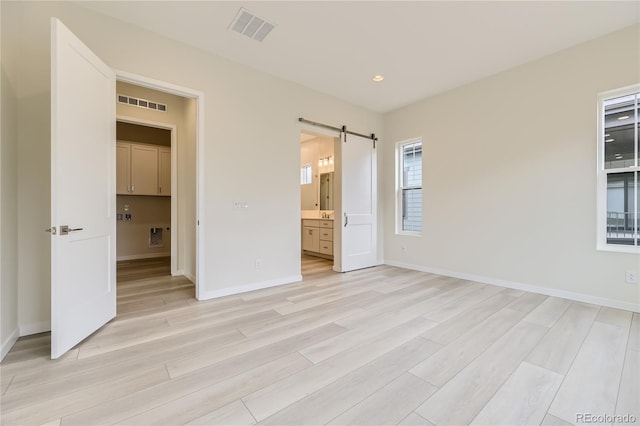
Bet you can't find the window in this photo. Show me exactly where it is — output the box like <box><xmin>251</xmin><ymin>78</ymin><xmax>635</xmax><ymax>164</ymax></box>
<box><xmin>300</xmin><ymin>163</ymin><xmax>312</xmax><ymax>185</ymax></box>
<box><xmin>598</xmin><ymin>85</ymin><xmax>639</xmax><ymax>252</ymax></box>
<box><xmin>397</xmin><ymin>139</ymin><xmax>423</xmax><ymax>234</ymax></box>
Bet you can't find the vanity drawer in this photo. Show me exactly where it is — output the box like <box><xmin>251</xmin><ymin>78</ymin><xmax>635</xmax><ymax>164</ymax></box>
<box><xmin>319</xmin><ymin>220</ymin><xmax>333</xmax><ymax>228</ymax></box>
<box><xmin>302</xmin><ymin>219</ymin><xmax>320</xmax><ymax>227</ymax></box>
<box><xmin>319</xmin><ymin>228</ymin><xmax>333</xmax><ymax>241</ymax></box>
<box><xmin>319</xmin><ymin>240</ymin><xmax>333</xmax><ymax>255</ymax></box>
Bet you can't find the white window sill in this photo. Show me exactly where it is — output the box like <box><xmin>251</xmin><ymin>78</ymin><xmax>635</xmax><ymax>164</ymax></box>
<box><xmin>397</xmin><ymin>231</ymin><xmax>422</xmax><ymax>237</ymax></box>
<box><xmin>596</xmin><ymin>243</ymin><xmax>640</xmax><ymax>255</ymax></box>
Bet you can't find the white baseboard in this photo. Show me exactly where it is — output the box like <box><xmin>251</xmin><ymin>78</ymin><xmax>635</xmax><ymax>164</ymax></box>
<box><xmin>385</xmin><ymin>259</ymin><xmax>640</xmax><ymax>313</ymax></box>
<box><xmin>197</xmin><ymin>275</ymin><xmax>302</xmax><ymax>301</ymax></box>
<box><xmin>19</xmin><ymin>320</ymin><xmax>51</xmax><ymax>337</ymax></box>
<box><xmin>1</xmin><ymin>328</ymin><xmax>19</xmax><ymax>361</ymax></box>
<box><xmin>183</xmin><ymin>271</ymin><xmax>196</xmax><ymax>284</ymax></box>
<box><xmin>117</xmin><ymin>253</ymin><xmax>170</xmax><ymax>261</ymax></box>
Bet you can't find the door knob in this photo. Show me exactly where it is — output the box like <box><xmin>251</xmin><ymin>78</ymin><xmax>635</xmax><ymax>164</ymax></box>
<box><xmin>60</xmin><ymin>225</ymin><xmax>83</xmax><ymax>235</ymax></box>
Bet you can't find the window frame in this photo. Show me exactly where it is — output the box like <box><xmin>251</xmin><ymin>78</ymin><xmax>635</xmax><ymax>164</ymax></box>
<box><xmin>300</xmin><ymin>163</ymin><xmax>312</xmax><ymax>185</ymax></box>
<box><xmin>596</xmin><ymin>84</ymin><xmax>640</xmax><ymax>254</ymax></box>
<box><xmin>396</xmin><ymin>138</ymin><xmax>423</xmax><ymax>236</ymax></box>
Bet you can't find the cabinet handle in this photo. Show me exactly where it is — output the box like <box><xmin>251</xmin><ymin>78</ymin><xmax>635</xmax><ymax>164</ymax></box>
<box><xmin>131</xmin><ymin>185</ymin><xmax>135</xmax><ymax>192</ymax></box>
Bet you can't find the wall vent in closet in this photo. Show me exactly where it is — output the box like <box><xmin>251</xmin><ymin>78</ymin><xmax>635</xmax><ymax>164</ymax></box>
<box><xmin>117</xmin><ymin>94</ymin><xmax>167</xmax><ymax>112</ymax></box>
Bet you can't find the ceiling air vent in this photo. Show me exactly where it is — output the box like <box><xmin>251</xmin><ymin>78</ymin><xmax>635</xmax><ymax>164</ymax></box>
<box><xmin>117</xmin><ymin>94</ymin><xmax>167</xmax><ymax>112</ymax></box>
<box><xmin>229</xmin><ymin>7</ymin><xmax>276</xmax><ymax>42</ymax></box>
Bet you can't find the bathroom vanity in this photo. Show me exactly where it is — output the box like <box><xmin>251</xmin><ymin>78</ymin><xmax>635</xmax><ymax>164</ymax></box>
<box><xmin>302</xmin><ymin>218</ymin><xmax>334</xmax><ymax>259</ymax></box>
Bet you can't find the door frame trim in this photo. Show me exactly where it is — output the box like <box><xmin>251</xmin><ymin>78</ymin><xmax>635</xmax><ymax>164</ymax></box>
<box><xmin>116</xmin><ymin>70</ymin><xmax>205</xmax><ymax>299</ymax></box>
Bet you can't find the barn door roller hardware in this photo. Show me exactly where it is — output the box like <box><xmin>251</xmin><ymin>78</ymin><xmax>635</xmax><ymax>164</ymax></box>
<box><xmin>298</xmin><ymin>117</ymin><xmax>377</xmax><ymax>148</ymax></box>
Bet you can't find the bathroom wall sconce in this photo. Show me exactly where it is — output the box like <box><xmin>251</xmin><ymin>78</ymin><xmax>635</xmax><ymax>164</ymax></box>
<box><xmin>318</xmin><ymin>156</ymin><xmax>333</xmax><ymax>167</ymax></box>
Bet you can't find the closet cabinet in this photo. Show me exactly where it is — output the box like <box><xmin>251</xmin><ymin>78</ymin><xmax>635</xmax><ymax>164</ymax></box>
<box><xmin>116</xmin><ymin>141</ymin><xmax>171</xmax><ymax>196</ymax></box>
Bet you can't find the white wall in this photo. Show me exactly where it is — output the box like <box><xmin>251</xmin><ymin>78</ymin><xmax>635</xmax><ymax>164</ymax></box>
<box><xmin>4</xmin><ymin>1</ymin><xmax>382</xmax><ymax>332</ymax></box>
<box><xmin>1</xmin><ymin>3</ymin><xmax>20</xmax><ymax>359</ymax></box>
<box><xmin>116</xmin><ymin>195</ymin><xmax>171</xmax><ymax>260</ymax></box>
<box><xmin>383</xmin><ymin>25</ymin><xmax>640</xmax><ymax>311</ymax></box>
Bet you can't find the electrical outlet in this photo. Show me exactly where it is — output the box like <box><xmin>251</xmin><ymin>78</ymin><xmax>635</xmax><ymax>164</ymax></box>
<box><xmin>255</xmin><ymin>258</ymin><xmax>262</xmax><ymax>270</ymax></box>
<box><xmin>626</xmin><ymin>270</ymin><xmax>638</xmax><ymax>284</ymax></box>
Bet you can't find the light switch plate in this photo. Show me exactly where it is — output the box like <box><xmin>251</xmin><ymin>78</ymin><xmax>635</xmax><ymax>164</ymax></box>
<box><xmin>233</xmin><ymin>201</ymin><xmax>249</xmax><ymax>210</ymax></box>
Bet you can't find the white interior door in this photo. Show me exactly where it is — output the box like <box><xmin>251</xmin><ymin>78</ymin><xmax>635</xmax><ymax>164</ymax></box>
<box><xmin>50</xmin><ymin>18</ymin><xmax>116</xmax><ymax>359</ymax></box>
<box><xmin>336</xmin><ymin>133</ymin><xmax>378</xmax><ymax>272</ymax></box>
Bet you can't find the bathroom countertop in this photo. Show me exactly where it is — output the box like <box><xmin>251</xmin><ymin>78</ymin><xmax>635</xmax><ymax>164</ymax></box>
<box><xmin>300</xmin><ymin>211</ymin><xmax>334</xmax><ymax>220</ymax></box>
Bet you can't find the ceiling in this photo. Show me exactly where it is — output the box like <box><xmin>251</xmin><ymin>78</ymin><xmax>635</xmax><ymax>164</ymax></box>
<box><xmin>78</xmin><ymin>1</ymin><xmax>640</xmax><ymax>113</ymax></box>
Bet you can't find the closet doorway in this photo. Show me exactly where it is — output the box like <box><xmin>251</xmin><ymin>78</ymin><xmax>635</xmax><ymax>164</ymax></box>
<box><xmin>114</xmin><ymin>80</ymin><xmax>198</xmax><ymax>315</ymax></box>
<box><xmin>116</xmin><ymin>121</ymin><xmax>173</xmax><ymax>266</ymax></box>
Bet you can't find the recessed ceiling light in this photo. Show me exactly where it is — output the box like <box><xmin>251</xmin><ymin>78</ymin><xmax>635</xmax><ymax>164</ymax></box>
<box><xmin>618</xmin><ymin>115</ymin><xmax>630</xmax><ymax>120</ymax></box>
<box><xmin>605</xmin><ymin>138</ymin><xmax>615</xmax><ymax>143</ymax></box>
<box><xmin>372</xmin><ymin>75</ymin><xmax>384</xmax><ymax>82</ymax></box>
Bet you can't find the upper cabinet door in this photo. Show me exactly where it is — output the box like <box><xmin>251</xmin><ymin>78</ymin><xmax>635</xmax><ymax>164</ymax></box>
<box><xmin>158</xmin><ymin>147</ymin><xmax>171</xmax><ymax>196</ymax></box>
<box><xmin>50</xmin><ymin>18</ymin><xmax>116</xmax><ymax>359</ymax></box>
<box><xmin>130</xmin><ymin>144</ymin><xmax>159</xmax><ymax>195</ymax></box>
<box><xmin>116</xmin><ymin>142</ymin><xmax>131</xmax><ymax>194</ymax></box>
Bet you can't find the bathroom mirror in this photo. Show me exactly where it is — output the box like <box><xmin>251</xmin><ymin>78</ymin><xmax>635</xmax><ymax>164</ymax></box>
<box><xmin>319</xmin><ymin>172</ymin><xmax>334</xmax><ymax>211</ymax></box>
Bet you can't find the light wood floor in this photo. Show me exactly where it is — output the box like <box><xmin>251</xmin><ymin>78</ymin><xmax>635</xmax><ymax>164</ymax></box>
<box><xmin>1</xmin><ymin>257</ymin><xmax>638</xmax><ymax>425</ymax></box>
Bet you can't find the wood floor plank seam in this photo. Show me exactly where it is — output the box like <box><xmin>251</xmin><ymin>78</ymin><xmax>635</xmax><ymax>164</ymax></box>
<box><xmin>117</xmin><ymin>356</ymin><xmax>314</xmax><ymax>424</ymax></box>
<box><xmin>242</xmin><ymin>319</ymin><xmax>439</xmax><ymax>422</ymax></box>
<box><xmin>241</xmin><ymin>399</ymin><xmax>258</xmax><ymax>424</ymax></box>
<box><xmin>410</xmin><ymin>307</ymin><xmax>535</xmax><ymax>388</ymax></box>
<box><xmin>58</xmin><ymin>326</ymin><xmax>344</xmax><ymax>425</ymax></box>
<box><xmin>471</xmin><ymin>361</ymin><xmax>564</xmax><ymax>425</ymax></box>
<box><xmin>5</xmin><ymin>327</ymin><xmax>245</xmax><ymax>392</ymax></box>
<box><xmin>407</xmin><ymin>370</ymin><xmax>439</xmax><ymax>390</ymax></box>
<box><xmin>549</xmin><ymin>321</ymin><xmax>628</xmax><ymax>421</ymax></box>
<box><xmin>255</xmin><ymin>336</ymin><xmax>442</xmax><ymax>426</ymax></box>
<box><xmin>611</xmin><ymin>321</ymin><xmax>637</xmax><ymax>422</ymax></box>
<box><xmin>1</xmin><ymin>374</ymin><xmax>14</xmax><ymax>396</ymax></box>
<box><xmin>484</xmin><ymin>308</ymin><xmax>575</xmax><ymax>425</ymax></box>
<box><xmin>532</xmin><ymin>303</ymin><xmax>602</xmax><ymax>425</ymax></box>
<box><xmin>542</xmin><ymin>366</ymin><xmax>571</xmax><ymax>426</ymax></box>
<box><xmin>114</xmin><ymin>353</ymin><xmax>313</xmax><ymax>425</ymax></box>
